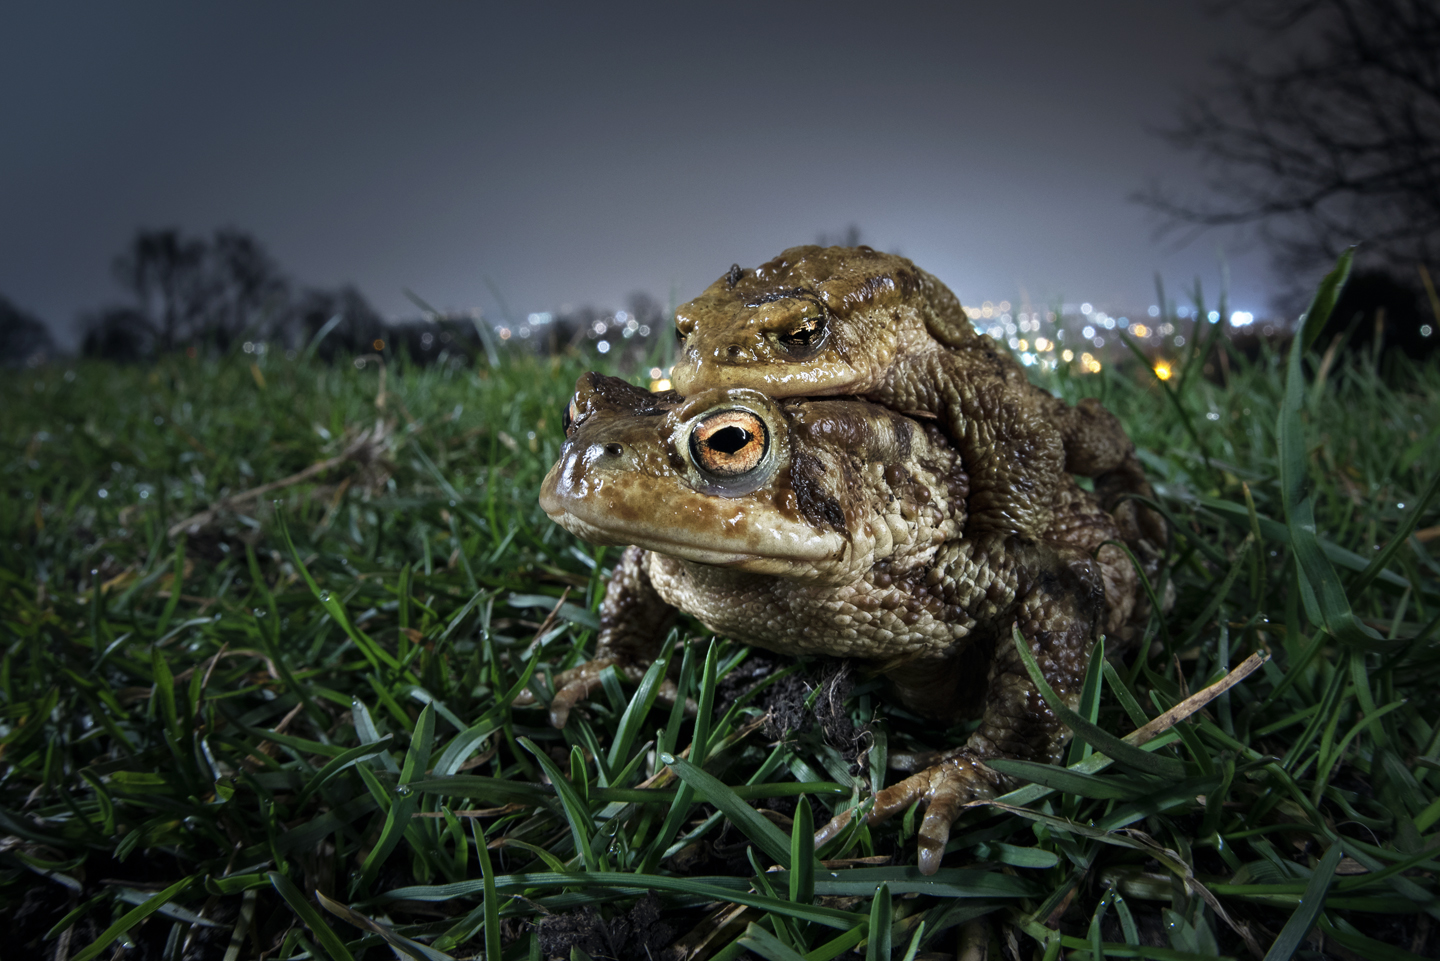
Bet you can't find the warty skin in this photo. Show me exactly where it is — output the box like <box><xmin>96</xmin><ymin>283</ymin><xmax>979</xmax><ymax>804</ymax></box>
<box><xmin>539</xmin><ymin>372</ymin><xmax>1153</xmax><ymax>874</ymax></box>
<box><xmin>671</xmin><ymin>244</ymin><xmax>1166</xmax><ymax>553</ymax></box>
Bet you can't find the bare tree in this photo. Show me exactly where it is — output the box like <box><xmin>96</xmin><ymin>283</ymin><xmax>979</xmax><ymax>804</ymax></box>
<box><xmin>0</xmin><ymin>295</ymin><xmax>55</xmax><ymax>368</ymax></box>
<box><xmin>1139</xmin><ymin>0</ymin><xmax>1440</xmax><ymax>279</ymax></box>
<box><xmin>205</xmin><ymin>228</ymin><xmax>290</xmax><ymax>350</ymax></box>
<box><xmin>112</xmin><ymin>228</ymin><xmax>209</xmax><ymax>351</ymax></box>
<box><xmin>106</xmin><ymin>227</ymin><xmax>292</xmax><ymax>353</ymax></box>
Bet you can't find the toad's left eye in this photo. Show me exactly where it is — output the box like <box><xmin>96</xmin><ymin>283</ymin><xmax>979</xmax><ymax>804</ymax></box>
<box><xmin>777</xmin><ymin>311</ymin><xmax>826</xmax><ymax>355</ymax></box>
<box><xmin>562</xmin><ymin>397</ymin><xmax>580</xmax><ymax>435</ymax></box>
<box><xmin>690</xmin><ymin>410</ymin><xmax>768</xmax><ymax>477</ymax></box>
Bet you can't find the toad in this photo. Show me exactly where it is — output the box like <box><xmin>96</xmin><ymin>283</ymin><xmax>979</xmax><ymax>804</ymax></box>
<box><xmin>539</xmin><ymin>373</ymin><xmax>1150</xmax><ymax>874</ymax></box>
<box><xmin>671</xmin><ymin>245</ymin><xmax>1165</xmax><ymax>555</ymax></box>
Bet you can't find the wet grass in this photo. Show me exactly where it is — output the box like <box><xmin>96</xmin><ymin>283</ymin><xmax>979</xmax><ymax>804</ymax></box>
<box><xmin>3</xmin><ymin>259</ymin><xmax>1439</xmax><ymax>960</ymax></box>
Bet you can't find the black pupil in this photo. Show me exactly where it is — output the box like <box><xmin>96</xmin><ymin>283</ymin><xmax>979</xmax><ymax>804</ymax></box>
<box><xmin>707</xmin><ymin>426</ymin><xmax>752</xmax><ymax>455</ymax></box>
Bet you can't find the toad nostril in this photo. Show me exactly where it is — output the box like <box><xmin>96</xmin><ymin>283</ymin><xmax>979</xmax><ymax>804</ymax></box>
<box><xmin>603</xmin><ymin>443</ymin><xmax>624</xmax><ymax>458</ymax></box>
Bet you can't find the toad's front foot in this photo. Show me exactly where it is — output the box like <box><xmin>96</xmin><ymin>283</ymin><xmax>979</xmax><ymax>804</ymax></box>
<box><xmin>547</xmin><ymin>656</ymin><xmax>669</xmax><ymax>729</ymax></box>
<box><xmin>815</xmin><ymin>750</ymin><xmax>1007</xmax><ymax>875</ymax></box>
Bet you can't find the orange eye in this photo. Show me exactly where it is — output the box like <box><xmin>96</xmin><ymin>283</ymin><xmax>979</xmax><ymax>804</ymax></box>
<box><xmin>690</xmin><ymin>410</ymin><xmax>768</xmax><ymax>477</ymax></box>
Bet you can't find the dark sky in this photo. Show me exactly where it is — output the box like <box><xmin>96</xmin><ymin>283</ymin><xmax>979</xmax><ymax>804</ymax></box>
<box><xmin>1</xmin><ymin>1</ymin><xmax>1273</xmax><ymax>346</ymax></box>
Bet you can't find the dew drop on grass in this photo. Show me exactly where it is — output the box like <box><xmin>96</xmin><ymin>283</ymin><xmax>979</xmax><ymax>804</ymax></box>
<box><xmin>253</xmin><ymin>608</ymin><xmax>267</xmax><ymax>618</ymax></box>
<box><xmin>396</xmin><ymin>785</ymin><xmax>413</xmax><ymax>797</ymax></box>
<box><xmin>319</xmin><ymin>591</ymin><xmax>331</xmax><ymax>602</ymax></box>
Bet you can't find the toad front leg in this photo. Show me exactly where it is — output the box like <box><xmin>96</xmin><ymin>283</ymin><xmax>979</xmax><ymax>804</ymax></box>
<box><xmin>875</xmin><ymin>351</ymin><xmax>1066</xmax><ymax>542</ymax></box>
<box><xmin>548</xmin><ymin>545</ymin><xmax>678</xmax><ymax>728</ymax></box>
<box><xmin>820</xmin><ymin>541</ymin><xmax>1103</xmax><ymax>875</ymax></box>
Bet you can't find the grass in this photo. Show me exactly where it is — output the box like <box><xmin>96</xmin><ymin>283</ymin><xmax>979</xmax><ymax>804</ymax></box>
<box><xmin>2</xmin><ymin>260</ymin><xmax>1439</xmax><ymax>960</ymax></box>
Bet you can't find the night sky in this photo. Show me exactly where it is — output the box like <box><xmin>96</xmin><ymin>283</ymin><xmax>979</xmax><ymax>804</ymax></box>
<box><xmin>1</xmin><ymin>2</ymin><xmax>1275</xmax><ymax>346</ymax></box>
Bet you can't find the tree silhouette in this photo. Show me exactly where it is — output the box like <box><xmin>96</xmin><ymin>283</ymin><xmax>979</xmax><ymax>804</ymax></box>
<box><xmin>111</xmin><ymin>229</ymin><xmax>208</xmax><ymax>351</ymax></box>
<box><xmin>204</xmin><ymin>228</ymin><xmax>291</xmax><ymax>350</ymax></box>
<box><xmin>98</xmin><ymin>227</ymin><xmax>293</xmax><ymax>356</ymax></box>
<box><xmin>0</xmin><ymin>296</ymin><xmax>55</xmax><ymax>368</ymax></box>
<box><xmin>1140</xmin><ymin>0</ymin><xmax>1440</xmax><ymax>278</ymax></box>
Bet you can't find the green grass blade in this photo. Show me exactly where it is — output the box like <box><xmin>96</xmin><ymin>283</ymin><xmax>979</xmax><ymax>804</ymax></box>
<box><xmin>791</xmin><ymin>795</ymin><xmax>816</xmax><ymax>904</ymax></box>
<box><xmin>292</xmin><ymin>736</ymin><xmax>393</xmax><ymax>808</ymax></box>
<box><xmin>1010</xmin><ymin>626</ymin><xmax>1186</xmax><ymax>778</ymax></box>
<box><xmin>69</xmin><ymin>875</ymin><xmax>195</xmax><ymax>961</ymax></box>
<box><xmin>865</xmin><ymin>882</ymin><xmax>892</xmax><ymax>961</ymax></box>
<box><xmin>663</xmin><ymin>752</ymin><xmax>793</xmax><ymax>869</ymax></box>
<box><xmin>987</xmin><ymin>758</ymin><xmax>1142</xmax><ymax>800</ymax></box>
<box><xmin>269</xmin><ymin>871</ymin><xmax>355</xmax><ymax>961</ymax></box>
<box><xmin>520</xmin><ymin>736</ymin><xmax>598</xmax><ymax>870</ymax></box>
<box><xmin>607</xmin><ymin>638</ymin><xmax>674</xmax><ymax>772</ymax></box>
<box><xmin>739</xmin><ymin>922</ymin><xmax>810</xmax><ymax>961</ymax></box>
<box><xmin>1262</xmin><ymin>840</ymin><xmax>1343</xmax><ymax>961</ymax></box>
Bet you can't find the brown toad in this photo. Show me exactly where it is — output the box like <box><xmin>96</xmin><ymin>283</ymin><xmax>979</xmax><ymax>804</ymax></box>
<box><xmin>671</xmin><ymin>245</ymin><xmax>1165</xmax><ymax>555</ymax></box>
<box><xmin>539</xmin><ymin>373</ymin><xmax>1149</xmax><ymax>874</ymax></box>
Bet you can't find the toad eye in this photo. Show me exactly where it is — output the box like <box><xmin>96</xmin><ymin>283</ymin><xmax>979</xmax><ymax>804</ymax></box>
<box><xmin>690</xmin><ymin>410</ymin><xmax>768</xmax><ymax>477</ymax></box>
<box><xmin>561</xmin><ymin>397</ymin><xmax>580</xmax><ymax>435</ymax></box>
<box><xmin>776</xmin><ymin>310</ymin><xmax>827</xmax><ymax>355</ymax></box>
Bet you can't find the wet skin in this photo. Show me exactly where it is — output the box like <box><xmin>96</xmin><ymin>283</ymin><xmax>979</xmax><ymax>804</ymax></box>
<box><xmin>539</xmin><ymin>373</ymin><xmax>1156</xmax><ymax>875</ymax></box>
<box><xmin>671</xmin><ymin>245</ymin><xmax>1167</xmax><ymax>553</ymax></box>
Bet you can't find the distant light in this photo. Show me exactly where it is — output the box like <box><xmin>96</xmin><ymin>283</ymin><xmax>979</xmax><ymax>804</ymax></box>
<box><xmin>1062</xmin><ymin>349</ymin><xmax>1074</xmax><ymax>362</ymax></box>
<box><xmin>1021</xmin><ymin>353</ymin><xmax>1035</xmax><ymax>366</ymax></box>
<box><xmin>649</xmin><ymin>367</ymin><xmax>663</xmax><ymax>379</ymax></box>
<box><xmin>650</xmin><ymin>378</ymin><xmax>672</xmax><ymax>392</ymax></box>
<box><xmin>1423</xmin><ymin>324</ymin><xmax>1434</xmax><ymax>337</ymax></box>
<box><xmin>616</xmin><ymin>311</ymin><xmax>628</xmax><ymax>322</ymax></box>
<box><xmin>497</xmin><ymin>328</ymin><xmax>511</xmax><ymax>340</ymax></box>
<box><xmin>373</xmin><ymin>339</ymin><xmax>386</xmax><ymax>351</ymax></box>
<box><xmin>1082</xmin><ymin>326</ymin><xmax>1095</xmax><ymax>339</ymax></box>
<box><xmin>1207</xmin><ymin>310</ymin><xmax>1220</xmax><ymax>323</ymax></box>
<box><xmin>1102</xmin><ymin>317</ymin><xmax>1115</xmax><ymax>330</ymax></box>
<box><xmin>1118</xmin><ymin>317</ymin><xmax>1129</xmax><ymax>328</ymax></box>
<box><xmin>1177</xmin><ymin>306</ymin><xmax>1191</xmax><ymax>318</ymax></box>
<box><xmin>593</xmin><ymin>321</ymin><xmax>607</xmax><ymax>335</ymax></box>
<box><xmin>1034</xmin><ymin>337</ymin><xmax>1051</xmax><ymax>352</ymax></box>
<box><xmin>1081</xmin><ymin>303</ymin><xmax>1093</xmax><ymax>315</ymax></box>
<box><xmin>1017</xmin><ymin>338</ymin><xmax>1029</xmax><ymax>352</ymax></box>
<box><xmin>1175</xmin><ymin>335</ymin><xmax>1186</xmax><ymax>346</ymax></box>
<box><xmin>596</xmin><ymin>340</ymin><xmax>611</xmax><ymax>354</ymax></box>
<box><xmin>1092</xmin><ymin>336</ymin><xmax>1105</xmax><ymax>348</ymax></box>
<box><xmin>1230</xmin><ymin>310</ymin><xmax>1254</xmax><ymax>326</ymax></box>
<box><xmin>1148</xmin><ymin>305</ymin><xmax>1160</xmax><ymax>317</ymax></box>
<box><xmin>1132</xmin><ymin>324</ymin><xmax>1150</xmax><ymax>337</ymax></box>
<box><xmin>1154</xmin><ymin>361</ymin><xmax>1173</xmax><ymax>380</ymax></box>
